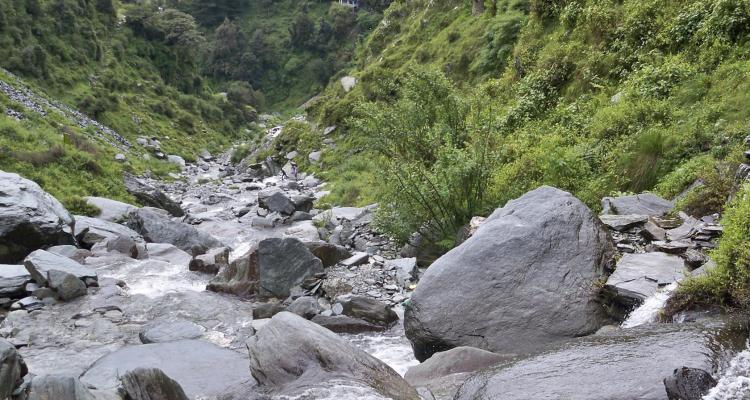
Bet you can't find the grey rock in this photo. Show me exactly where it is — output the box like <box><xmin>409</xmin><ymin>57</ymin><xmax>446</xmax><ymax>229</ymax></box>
<box><xmin>167</xmin><ymin>155</ymin><xmax>186</xmax><ymax>167</ymax></box>
<box><xmin>0</xmin><ymin>264</ymin><xmax>31</xmax><ymax>298</ymax></box>
<box><xmin>124</xmin><ymin>173</ymin><xmax>184</xmax><ymax>217</ymax></box>
<box><xmin>247</xmin><ymin>312</ymin><xmax>419</xmax><ymax>399</ymax></box>
<box><xmin>257</xmin><ymin>238</ymin><xmax>324</xmax><ymax>299</ymax></box>
<box><xmin>601</xmin><ymin>193</ymin><xmax>673</xmax><ymax>216</ymax></box>
<box><xmin>74</xmin><ymin>216</ymin><xmax>142</xmax><ymax>247</ymax></box>
<box><xmin>47</xmin><ymin>245</ymin><xmax>92</xmax><ymax>263</ymax></box>
<box><xmin>605</xmin><ymin>252</ymin><xmax>685</xmax><ymax>306</ymax></box>
<box><xmin>47</xmin><ymin>269</ymin><xmax>87</xmax><ymax>300</ymax></box>
<box><xmin>304</xmin><ymin>241</ymin><xmax>352</xmax><ymax>267</ymax></box>
<box><xmin>641</xmin><ymin>219</ymin><xmax>667</xmax><ymax>241</ymax></box>
<box><xmin>342</xmin><ymin>296</ymin><xmax>398</xmax><ymax>327</ymax></box>
<box><xmin>664</xmin><ymin>367</ymin><xmax>717</xmax><ymax>400</ymax></box>
<box><xmin>258</xmin><ymin>189</ymin><xmax>295</xmax><ymax>216</ymax></box>
<box><xmin>0</xmin><ymin>170</ymin><xmax>75</xmax><ymax>263</ymax></box>
<box><xmin>0</xmin><ymin>338</ymin><xmax>27</xmax><ymax>398</ymax></box>
<box><xmin>286</xmin><ymin>296</ymin><xmax>321</xmax><ymax>319</ymax></box>
<box><xmin>126</xmin><ymin>208</ymin><xmax>222</xmax><ymax>253</ymax></box>
<box><xmin>599</xmin><ymin>214</ymin><xmax>649</xmax><ymax>231</ymax></box>
<box><xmin>105</xmin><ymin>235</ymin><xmax>139</xmax><ymax>258</ymax></box>
<box><xmin>405</xmin><ymin>186</ymin><xmax>614</xmax><ymax>361</ymax></box>
<box><xmin>26</xmin><ymin>375</ymin><xmax>95</xmax><ymax>400</ymax></box>
<box><xmin>399</xmin><ymin>230</ymin><xmax>446</xmax><ymax>267</ymax></box>
<box><xmin>308</xmin><ymin>150</ymin><xmax>322</xmax><ymax>163</ymax></box>
<box><xmin>341</xmin><ymin>252</ymin><xmax>369</xmax><ymax>267</ymax></box>
<box><xmin>253</xmin><ymin>302</ymin><xmax>285</xmax><ymax>319</ymax></box>
<box><xmin>80</xmin><ymin>340</ymin><xmax>256</xmax><ymax>399</ymax></box>
<box><xmin>145</xmin><ymin>243</ymin><xmax>191</xmax><ymax>266</ymax></box>
<box><xmin>24</xmin><ymin>250</ymin><xmax>97</xmax><ymax>286</ymax></box>
<box><xmin>290</xmin><ymin>195</ymin><xmax>314</xmax><ymax>213</ymax></box>
<box><xmin>119</xmin><ymin>368</ymin><xmax>189</xmax><ymax>400</ymax></box>
<box><xmin>139</xmin><ymin>320</ymin><xmax>203</xmax><ymax>344</ymax></box>
<box><xmin>85</xmin><ymin>197</ymin><xmax>137</xmax><ymax>222</ymax></box>
<box><xmin>207</xmin><ymin>246</ymin><xmax>258</xmax><ymax>297</ymax></box>
<box><xmin>188</xmin><ymin>247</ymin><xmax>229</xmax><ymax>275</ymax></box>
<box><xmin>387</xmin><ymin>258</ymin><xmax>418</xmax><ymax>287</ymax></box>
<box><xmin>310</xmin><ymin>314</ymin><xmax>386</xmax><ymax>334</ymax></box>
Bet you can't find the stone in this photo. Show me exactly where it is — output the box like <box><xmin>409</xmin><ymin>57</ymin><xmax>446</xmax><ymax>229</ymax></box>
<box><xmin>341</xmin><ymin>252</ymin><xmax>369</xmax><ymax>267</ymax></box>
<box><xmin>257</xmin><ymin>238</ymin><xmax>324</xmax><ymax>299</ymax></box>
<box><xmin>127</xmin><ymin>208</ymin><xmax>222</xmax><ymax>253</ymax></box>
<box><xmin>342</xmin><ymin>296</ymin><xmax>398</xmax><ymax>327</ymax></box>
<box><xmin>74</xmin><ymin>216</ymin><xmax>143</xmax><ymax>248</ymax></box>
<box><xmin>207</xmin><ymin>246</ymin><xmax>259</xmax><ymax>297</ymax></box>
<box><xmin>247</xmin><ymin>312</ymin><xmax>418</xmax><ymax>399</ymax></box>
<box><xmin>601</xmin><ymin>193</ymin><xmax>673</xmax><ymax>216</ymax></box>
<box><xmin>310</xmin><ymin>314</ymin><xmax>386</xmax><ymax>334</ymax></box>
<box><xmin>604</xmin><ymin>252</ymin><xmax>685</xmax><ymax>306</ymax></box>
<box><xmin>599</xmin><ymin>214</ymin><xmax>649</xmax><ymax>231</ymax></box>
<box><xmin>257</xmin><ymin>189</ymin><xmax>295</xmax><ymax>216</ymax></box>
<box><xmin>289</xmin><ymin>211</ymin><xmax>313</xmax><ymax>222</ymax></box>
<box><xmin>139</xmin><ymin>320</ymin><xmax>203</xmax><ymax>344</ymax></box>
<box><xmin>400</xmin><ymin>230</ymin><xmax>446</xmax><ymax>267</ymax></box>
<box><xmin>664</xmin><ymin>367</ymin><xmax>717</xmax><ymax>400</ymax></box>
<box><xmin>653</xmin><ymin>240</ymin><xmax>692</xmax><ymax>254</ymax></box>
<box><xmin>454</xmin><ymin>322</ymin><xmax>739</xmax><ymax>400</ymax></box>
<box><xmin>290</xmin><ymin>195</ymin><xmax>314</xmax><ymax>213</ymax></box>
<box><xmin>115</xmin><ymin>153</ymin><xmax>126</xmax><ymax>162</ymax></box>
<box><xmin>405</xmin><ymin>347</ymin><xmax>507</xmax><ymax>400</ymax></box>
<box><xmin>304</xmin><ymin>241</ymin><xmax>352</xmax><ymax>267</ymax></box>
<box><xmin>80</xmin><ymin>340</ymin><xmax>256</xmax><ymax>399</ymax></box>
<box><xmin>124</xmin><ymin>173</ymin><xmax>184</xmax><ymax>217</ymax></box>
<box><xmin>145</xmin><ymin>243</ymin><xmax>191</xmax><ymax>266</ymax></box>
<box><xmin>308</xmin><ymin>150</ymin><xmax>322</xmax><ymax>163</ymax></box>
<box><xmin>47</xmin><ymin>245</ymin><xmax>91</xmax><ymax>263</ymax></box>
<box><xmin>47</xmin><ymin>269</ymin><xmax>87</xmax><ymax>300</ymax></box>
<box><xmin>405</xmin><ymin>186</ymin><xmax>614</xmax><ymax>361</ymax></box>
<box><xmin>283</xmin><ymin>221</ymin><xmax>320</xmax><ymax>242</ymax></box>
<box><xmin>105</xmin><ymin>235</ymin><xmax>139</xmax><ymax>258</ymax></box>
<box><xmin>12</xmin><ymin>296</ymin><xmax>43</xmax><ymax>311</ymax></box>
<box><xmin>188</xmin><ymin>247</ymin><xmax>229</xmax><ymax>274</ymax></box>
<box><xmin>253</xmin><ymin>302</ymin><xmax>285</xmax><ymax>319</ymax></box>
<box><xmin>167</xmin><ymin>155</ymin><xmax>186</xmax><ymax>167</ymax></box>
<box><xmin>119</xmin><ymin>368</ymin><xmax>189</xmax><ymax>400</ymax></box>
<box><xmin>286</xmin><ymin>296</ymin><xmax>321</xmax><ymax>319</ymax></box>
<box><xmin>285</xmin><ymin>151</ymin><xmax>298</xmax><ymax>160</ymax></box>
<box><xmin>0</xmin><ymin>338</ymin><xmax>27</xmax><ymax>398</ymax></box>
<box><xmin>23</xmin><ymin>250</ymin><xmax>97</xmax><ymax>286</ymax></box>
<box><xmin>340</xmin><ymin>76</ymin><xmax>357</xmax><ymax>92</ymax></box>
<box><xmin>85</xmin><ymin>197</ymin><xmax>137</xmax><ymax>222</ymax></box>
<box><xmin>0</xmin><ymin>171</ymin><xmax>75</xmax><ymax>263</ymax></box>
<box><xmin>641</xmin><ymin>219</ymin><xmax>667</xmax><ymax>241</ymax></box>
<box><xmin>0</xmin><ymin>264</ymin><xmax>32</xmax><ymax>298</ymax></box>
<box><xmin>25</xmin><ymin>375</ymin><xmax>95</xmax><ymax>400</ymax></box>
<box><xmin>387</xmin><ymin>258</ymin><xmax>418</xmax><ymax>287</ymax></box>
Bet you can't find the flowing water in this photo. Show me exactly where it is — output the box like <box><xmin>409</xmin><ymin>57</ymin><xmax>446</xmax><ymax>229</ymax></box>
<box><xmin>621</xmin><ymin>282</ymin><xmax>679</xmax><ymax>328</ymax></box>
<box><xmin>703</xmin><ymin>343</ymin><xmax>750</xmax><ymax>400</ymax></box>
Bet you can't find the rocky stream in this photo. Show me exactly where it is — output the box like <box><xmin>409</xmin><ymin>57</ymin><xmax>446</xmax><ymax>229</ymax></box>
<box><xmin>1</xmin><ymin>130</ymin><xmax>750</xmax><ymax>399</ymax></box>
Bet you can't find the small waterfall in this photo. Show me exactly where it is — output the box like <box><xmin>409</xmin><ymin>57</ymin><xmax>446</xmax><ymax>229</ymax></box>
<box><xmin>621</xmin><ymin>282</ymin><xmax>679</xmax><ymax>328</ymax></box>
<box><xmin>703</xmin><ymin>342</ymin><xmax>750</xmax><ymax>400</ymax></box>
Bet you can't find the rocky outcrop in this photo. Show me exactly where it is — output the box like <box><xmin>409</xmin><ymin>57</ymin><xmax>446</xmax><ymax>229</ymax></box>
<box><xmin>405</xmin><ymin>186</ymin><xmax>614</xmax><ymax>361</ymax></box>
<box><xmin>0</xmin><ymin>170</ymin><xmax>75</xmax><ymax>263</ymax></box>
<box><xmin>664</xmin><ymin>367</ymin><xmax>717</xmax><ymax>400</ymax></box>
<box><xmin>0</xmin><ymin>338</ymin><xmax>27</xmax><ymax>398</ymax></box>
<box><xmin>454</xmin><ymin>322</ymin><xmax>740</xmax><ymax>400</ymax></box>
<box><xmin>257</xmin><ymin>238</ymin><xmax>324</xmax><ymax>299</ymax></box>
<box><xmin>126</xmin><ymin>208</ymin><xmax>222</xmax><ymax>253</ymax></box>
<box><xmin>124</xmin><ymin>173</ymin><xmax>184</xmax><ymax>217</ymax></box>
<box><xmin>601</xmin><ymin>193</ymin><xmax>673</xmax><ymax>216</ymax></box>
<box><xmin>247</xmin><ymin>312</ymin><xmax>419</xmax><ymax>399</ymax></box>
<box><xmin>119</xmin><ymin>368</ymin><xmax>189</xmax><ymax>400</ymax></box>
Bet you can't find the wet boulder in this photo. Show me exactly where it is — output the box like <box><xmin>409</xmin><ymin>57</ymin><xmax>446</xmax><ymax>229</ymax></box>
<box><xmin>0</xmin><ymin>264</ymin><xmax>32</xmax><ymax>298</ymax></box>
<box><xmin>144</xmin><ymin>243</ymin><xmax>191</xmax><ymax>266</ymax></box>
<box><xmin>341</xmin><ymin>296</ymin><xmax>398</xmax><ymax>327</ymax></box>
<box><xmin>126</xmin><ymin>208</ymin><xmax>222</xmax><ymax>253</ymax></box>
<box><xmin>81</xmin><ymin>340</ymin><xmax>256</xmax><ymax>399</ymax></box>
<box><xmin>0</xmin><ymin>337</ymin><xmax>27</xmax><ymax>398</ymax></box>
<box><xmin>664</xmin><ymin>367</ymin><xmax>717</xmax><ymax>400</ymax></box>
<box><xmin>601</xmin><ymin>193</ymin><xmax>673</xmax><ymax>216</ymax></box>
<box><xmin>24</xmin><ymin>250</ymin><xmax>97</xmax><ymax>286</ymax></box>
<box><xmin>257</xmin><ymin>238</ymin><xmax>324</xmax><ymax>299</ymax></box>
<box><xmin>85</xmin><ymin>196</ymin><xmax>137</xmax><ymax>223</ymax></box>
<box><xmin>119</xmin><ymin>368</ymin><xmax>189</xmax><ymax>400</ymax></box>
<box><xmin>207</xmin><ymin>245</ymin><xmax>258</xmax><ymax>297</ymax></box>
<box><xmin>25</xmin><ymin>375</ymin><xmax>96</xmax><ymax>400</ymax></box>
<box><xmin>0</xmin><ymin>170</ymin><xmax>75</xmax><ymax>263</ymax></box>
<box><xmin>405</xmin><ymin>186</ymin><xmax>614</xmax><ymax>361</ymax></box>
<box><xmin>454</xmin><ymin>322</ymin><xmax>741</xmax><ymax>400</ymax></box>
<box><xmin>124</xmin><ymin>173</ymin><xmax>184</xmax><ymax>217</ymax></box>
<box><xmin>247</xmin><ymin>312</ymin><xmax>419</xmax><ymax>399</ymax></box>
<box><xmin>139</xmin><ymin>320</ymin><xmax>203</xmax><ymax>344</ymax></box>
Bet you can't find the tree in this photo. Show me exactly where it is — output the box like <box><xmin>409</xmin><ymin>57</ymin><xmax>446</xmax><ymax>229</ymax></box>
<box><xmin>209</xmin><ymin>18</ymin><xmax>247</xmax><ymax>79</ymax></box>
<box><xmin>289</xmin><ymin>13</ymin><xmax>315</xmax><ymax>48</ymax></box>
<box><xmin>182</xmin><ymin>0</ymin><xmax>249</xmax><ymax>26</ymax></box>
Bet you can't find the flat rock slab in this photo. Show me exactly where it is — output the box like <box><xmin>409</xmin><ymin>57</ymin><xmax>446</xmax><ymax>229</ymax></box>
<box><xmin>341</xmin><ymin>252</ymin><xmax>369</xmax><ymax>267</ymax></box>
<box><xmin>605</xmin><ymin>252</ymin><xmax>685</xmax><ymax>303</ymax></box>
<box><xmin>601</xmin><ymin>193</ymin><xmax>673</xmax><ymax>216</ymax></box>
<box><xmin>139</xmin><ymin>320</ymin><xmax>204</xmax><ymax>344</ymax></box>
<box><xmin>80</xmin><ymin>340</ymin><xmax>255</xmax><ymax>399</ymax></box>
<box><xmin>85</xmin><ymin>196</ymin><xmax>137</xmax><ymax>222</ymax></box>
<box><xmin>24</xmin><ymin>250</ymin><xmax>97</xmax><ymax>286</ymax></box>
<box><xmin>599</xmin><ymin>214</ymin><xmax>649</xmax><ymax>231</ymax></box>
<box><xmin>0</xmin><ymin>264</ymin><xmax>32</xmax><ymax>297</ymax></box>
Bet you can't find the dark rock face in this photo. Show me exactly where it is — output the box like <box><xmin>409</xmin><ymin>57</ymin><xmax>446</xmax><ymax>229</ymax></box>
<box><xmin>127</xmin><ymin>208</ymin><xmax>222</xmax><ymax>253</ymax></box>
<box><xmin>0</xmin><ymin>264</ymin><xmax>32</xmax><ymax>298</ymax></box>
<box><xmin>257</xmin><ymin>238</ymin><xmax>324</xmax><ymax>299</ymax></box>
<box><xmin>119</xmin><ymin>368</ymin><xmax>189</xmax><ymax>400</ymax></box>
<box><xmin>25</xmin><ymin>375</ymin><xmax>95</xmax><ymax>400</ymax></box>
<box><xmin>188</xmin><ymin>247</ymin><xmax>229</xmax><ymax>274</ymax></box>
<box><xmin>247</xmin><ymin>312</ymin><xmax>419</xmax><ymax>399</ymax></box>
<box><xmin>304</xmin><ymin>241</ymin><xmax>352</xmax><ymax>267</ymax></box>
<box><xmin>124</xmin><ymin>173</ymin><xmax>184</xmax><ymax>217</ymax></box>
<box><xmin>0</xmin><ymin>338</ymin><xmax>27</xmax><ymax>398</ymax></box>
<box><xmin>286</xmin><ymin>296</ymin><xmax>321</xmax><ymax>319</ymax></box>
<box><xmin>0</xmin><ymin>170</ymin><xmax>75</xmax><ymax>263</ymax></box>
<box><xmin>257</xmin><ymin>189</ymin><xmax>295</xmax><ymax>216</ymax></box>
<box><xmin>253</xmin><ymin>302</ymin><xmax>285</xmax><ymax>319</ymax></box>
<box><xmin>310</xmin><ymin>314</ymin><xmax>386</xmax><ymax>334</ymax></box>
<box><xmin>23</xmin><ymin>250</ymin><xmax>97</xmax><ymax>286</ymax></box>
<box><xmin>601</xmin><ymin>193</ymin><xmax>673</xmax><ymax>216</ymax></box>
<box><xmin>342</xmin><ymin>296</ymin><xmax>398</xmax><ymax>327</ymax></box>
<box><xmin>80</xmin><ymin>340</ymin><xmax>256</xmax><ymax>399</ymax></box>
<box><xmin>454</xmin><ymin>322</ymin><xmax>742</xmax><ymax>400</ymax></box>
<box><xmin>207</xmin><ymin>246</ymin><xmax>259</xmax><ymax>297</ymax></box>
<box><xmin>664</xmin><ymin>367</ymin><xmax>717</xmax><ymax>400</ymax></box>
<box><xmin>405</xmin><ymin>346</ymin><xmax>508</xmax><ymax>400</ymax></box>
<box><xmin>139</xmin><ymin>320</ymin><xmax>203</xmax><ymax>344</ymax></box>
<box><xmin>405</xmin><ymin>186</ymin><xmax>614</xmax><ymax>361</ymax></box>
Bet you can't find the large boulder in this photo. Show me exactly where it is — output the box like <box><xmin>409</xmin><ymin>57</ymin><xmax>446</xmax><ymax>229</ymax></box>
<box><xmin>601</xmin><ymin>193</ymin><xmax>673</xmax><ymax>216</ymax></box>
<box><xmin>23</xmin><ymin>249</ymin><xmax>97</xmax><ymax>286</ymax></box>
<box><xmin>119</xmin><ymin>368</ymin><xmax>189</xmax><ymax>400</ymax></box>
<box><xmin>0</xmin><ymin>264</ymin><xmax>32</xmax><ymax>298</ymax></box>
<box><xmin>126</xmin><ymin>208</ymin><xmax>222</xmax><ymax>253</ymax></box>
<box><xmin>0</xmin><ymin>338</ymin><xmax>27</xmax><ymax>398</ymax></box>
<box><xmin>604</xmin><ymin>252</ymin><xmax>686</xmax><ymax>307</ymax></box>
<box><xmin>454</xmin><ymin>322</ymin><xmax>744</xmax><ymax>400</ymax></box>
<box><xmin>247</xmin><ymin>312</ymin><xmax>419</xmax><ymax>399</ymax></box>
<box><xmin>405</xmin><ymin>347</ymin><xmax>508</xmax><ymax>400</ymax></box>
<box><xmin>80</xmin><ymin>340</ymin><xmax>256</xmax><ymax>399</ymax></box>
<box><xmin>74</xmin><ymin>216</ymin><xmax>142</xmax><ymax>248</ymax></box>
<box><xmin>25</xmin><ymin>375</ymin><xmax>95</xmax><ymax>400</ymax></box>
<box><xmin>664</xmin><ymin>367</ymin><xmax>717</xmax><ymax>400</ymax></box>
<box><xmin>124</xmin><ymin>173</ymin><xmax>184</xmax><ymax>217</ymax></box>
<box><xmin>0</xmin><ymin>171</ymin><xmax>75</xmax><ymax>263</ymax></box>
<box><xmin>207</xmin><ymin>246</ymin><xmax>259</xmax><ymax>297</ymax></box>
<box><xmin>85</xmin><ymin>196</ymin><xmax>137</xmax><ymax>222</ymax></box>
<box><xmin>257</xmin><ymin>238</ymin><xmax>324</xmax><ymax>299</ymax></box>
<box><xmin>47</xmin><ymin>269</ymin><xmax>87</xmax><ymax>300</ymax></box>
<box><xmin>257</xmin><ymin>189</ymin><xmax>295</xmax><ymax>216</ymax></box>
<box><xmin>405</xmin><ymin>186</ymin><xmax>615</xmax><ymax>361</ymax></box>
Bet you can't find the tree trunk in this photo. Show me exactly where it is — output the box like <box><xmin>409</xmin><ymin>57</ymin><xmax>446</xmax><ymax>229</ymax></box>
<box><xmin>472</xmin><ymin>0</ymin><xmax>485</xmax><ymax>15</ymax></box>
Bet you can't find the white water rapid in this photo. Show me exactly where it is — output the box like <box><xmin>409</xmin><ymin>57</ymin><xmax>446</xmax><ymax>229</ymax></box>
<box><xmin>621</xmin><ymin>282</ymin><xmax>679</xmax><ymax>328</ymax></box>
